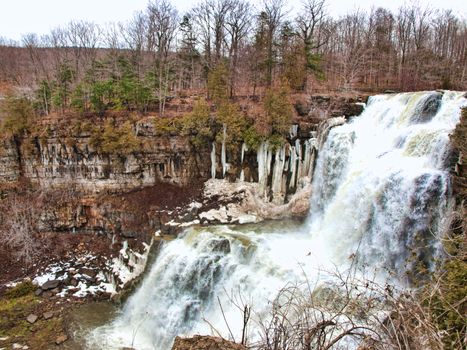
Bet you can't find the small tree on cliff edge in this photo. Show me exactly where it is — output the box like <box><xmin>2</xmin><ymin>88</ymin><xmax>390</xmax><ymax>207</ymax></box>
<box><xmin>262</xmin><ymin>83</ymin><xmax>293</xmax><ymax>144</ymax></box>
<box><xmin>0</xmin><ymin>94</ymin><xmax>34</xmax><ymax>139</ymax></box>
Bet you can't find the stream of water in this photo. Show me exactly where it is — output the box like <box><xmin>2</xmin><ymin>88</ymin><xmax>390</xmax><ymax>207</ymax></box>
<box><xmin>86</xmin><ymin>91</ymin><xmax>465</xmax><ymax>350</ymax></box>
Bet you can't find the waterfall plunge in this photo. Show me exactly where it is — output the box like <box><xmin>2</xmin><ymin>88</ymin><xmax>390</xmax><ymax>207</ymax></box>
<box><xmin>89</xmin><ymin>91</ymin><xmax>466</xmax><ymax>350</ymax></box>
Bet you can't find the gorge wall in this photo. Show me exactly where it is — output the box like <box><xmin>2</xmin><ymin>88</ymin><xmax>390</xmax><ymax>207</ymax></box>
<box><xmin>0</xmin><ymin>121</ymin><xmax>211</xmax><ymax>192</ymax></box>
<box><xmin>0</xmin><ymin>95</ymin><xmax>365</xmax><ymax>193</ymax></box>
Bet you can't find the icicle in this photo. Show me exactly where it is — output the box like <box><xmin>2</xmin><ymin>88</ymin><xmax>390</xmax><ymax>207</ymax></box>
<box><xmin>221</xmin><ymin>125</ymin><xmax>230</xmax><ymax>178</ymax></box>
<box><xmin>289</xmin><ymin>145</ymin><xmax>298</xmax><ymax>190</ymax></box>
<box><xmin>266</xmin><ymin>146</ymin><xmax>272</xmax><ymax>177</ymax></box>
<box><xmin>271</xmin><ymin>145</ymin><xmax>286</xmax><ymax>204</ymax></box>
<box><xmin>295</xmin><ymin>139</ymin><xmax>303</xmax><ymax>179</ymax></box>
<box><xmin>257</xmin><ymin>142</ymin><xmax>269</xmax><ymax>199</ymax></box>
<box><xmin>241</xmin><ymin>143</ymin><xmax>248</xmax><ymax>163</ymax></box>
<box><xmin>211</xmin><ymin>142</ymin><xmax>216</xmax><ymax>179</ymax></box>
<box><xmin>239</xmin><ymin>143</ymin><xmax>248</xmax><ymax>182</ymax></box>
<box><xmin>289</xmin><ymin>124</ymin><xmax>298</xmax><ymax>139</ymax></box>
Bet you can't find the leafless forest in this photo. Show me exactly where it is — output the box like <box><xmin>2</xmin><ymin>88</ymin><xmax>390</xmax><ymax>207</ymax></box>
<box><xmin>0</xmin><ymin>0</ymin><xmax>466</xmax><ymax>116</ymax></box>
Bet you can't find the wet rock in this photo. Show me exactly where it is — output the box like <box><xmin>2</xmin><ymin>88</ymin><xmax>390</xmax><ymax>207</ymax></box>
<box><xmin>41</xmin><ymin>279</ymin><xmax>60</xmax><ymax>290</ymax></box>
<box><xmin>179</xmin><ymin>210</ymin><xmax>196</xmax><ymax>222</ymax></box>
<box><xmin>43</xmin><ymin>311</ymin><xmax>54</xmax><ymax>320</ymax></box>
<box><xmin>410</xmin><ymin>92</ymin><xmax>442</xmax><ymax>124</ymax></box>
<box><xmin>55</xmin><ymin>335</ymin><xmax>68</xmax><ymax>345</ymax></box>
<box><xmin>209</xmin><ymin>238</ymin><xmax>231</xmax><ymax>254</ymax></box>
<box><xmin>26</xmin><ymin>314</ymin><xmax>38</xmax><ymax>324</ymax></box>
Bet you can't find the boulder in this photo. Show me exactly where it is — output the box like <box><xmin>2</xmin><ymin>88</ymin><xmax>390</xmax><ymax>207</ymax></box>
<box><xmin>43</xmin><ymin>311</ymin><xmax>54</xmax><ymax>320</ymax></box>
<box><xmin>26</xmin><ymin>314</ymin><xmax>38</xmax><ymax>324</ymax></box>
<box><xmin>41</xmin><ymin>279</ymin><xmax>60</xmax><ymax>290</ymax></box>
<box><xmin>55</xmin><ymin>335</ymin><xmax>68</xmax><ymax>345</ymax></box>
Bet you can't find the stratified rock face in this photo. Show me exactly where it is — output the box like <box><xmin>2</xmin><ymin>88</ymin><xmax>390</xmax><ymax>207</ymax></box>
<box><xmin>0</xmin><ymin>139</ymin><xmax>20</xmax><ymax>182</ymax></box>
<box><xmin>0</xmin><ymin>95</ymin><xmax>365</xmax><ymax>195</ymax></box>
<box><xmin>171</xmin><ymin>336</ymin><xmax>247</xmax><ymax>350</ymax></box>
<box><xmin>1</xmin><ymin>131</ymin><xmax>211</xmax><ymax>193</ymax></box>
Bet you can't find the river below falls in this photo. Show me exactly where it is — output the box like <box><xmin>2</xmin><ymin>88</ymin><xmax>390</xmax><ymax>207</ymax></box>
<box><xmin>67</xmin><ymin>220</ymin><xmax>305</xmax><ymax>349</ymax></box>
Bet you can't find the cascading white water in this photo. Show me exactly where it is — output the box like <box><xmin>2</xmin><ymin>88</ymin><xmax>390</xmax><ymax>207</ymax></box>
<box><xmin>89</xmin><ymin>91</ymin><xmax>466</xmax><ymax>350</ymax></box>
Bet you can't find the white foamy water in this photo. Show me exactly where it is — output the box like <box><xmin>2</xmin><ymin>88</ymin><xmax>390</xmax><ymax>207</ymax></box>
<box><xmin>88</xmin><ymin>91</ymin><xmax>466</xmax><ymax>350</ymax></box>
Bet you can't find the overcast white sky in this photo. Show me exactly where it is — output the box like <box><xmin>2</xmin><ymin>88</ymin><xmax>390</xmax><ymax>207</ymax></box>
<box><xmin>0</xmin><ymin>0</ymin><xmax>466</xmax><ymax>42</ymax></box>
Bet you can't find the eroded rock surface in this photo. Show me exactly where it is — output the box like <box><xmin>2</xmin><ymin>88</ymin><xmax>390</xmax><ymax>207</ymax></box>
<box><xmin>171</xmin><ymin>335</ymin><xmax>247</xmax><ymax>350</ymax></box>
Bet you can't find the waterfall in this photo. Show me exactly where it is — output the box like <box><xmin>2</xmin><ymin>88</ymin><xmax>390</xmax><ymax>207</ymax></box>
<box><xmin>89</xmin><ymin>91</ymin><xmax>466</xmax><ymax>350</ymax></box>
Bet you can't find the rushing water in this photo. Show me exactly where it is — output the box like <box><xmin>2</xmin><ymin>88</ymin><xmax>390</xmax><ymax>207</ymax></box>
<box><xmin>88</xmin><ymin>91</ymin><xmax>466</xmax><ymax>350</ymax></box>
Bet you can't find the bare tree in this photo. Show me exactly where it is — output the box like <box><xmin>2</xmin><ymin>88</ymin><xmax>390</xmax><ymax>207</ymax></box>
<box><xmin>334</xmin><ymin>11</ymin><xmax>369</xmax><ymax>91</ymax></box>
<box><xmin>192</xmin><ymin>0</ymin><xmax>214</xmax><ymax>72</ymax></box>
<box><xmin>252</xmin><ymin>272</ymin><xmax>447</xmax><ymax>350</ymax></box>
<box><xmin>225</xmin><ymin>0</ymin><xmax>252</xmax><ymax>96</ymax></box>
<box><xmin>146</xmin><ymin>0</ymin><xmax>178</xmax><ymax>115</ymax></box>
<box><xmin>260</xmin><ymin>0</ymin><xmax>287</xmax><ymax>87</ymax></box>
<box><xmin>296</xmin><ymin>0</ymin><xmax>331</xmax><ymax>86</ymax></box>
<box><xmin>177</xmin><ymin>14</ymin><xmax>200</xmax><ymax>91</ymax></box>
<box><xmin>65</xmin><ymin>21</ymin><xmax>101</xmax><ymax>79</ymax></box>
<box><xmin>0</xmin><ymin>193</ymin><xmax>42</xmax><ymax>268</ymax></box>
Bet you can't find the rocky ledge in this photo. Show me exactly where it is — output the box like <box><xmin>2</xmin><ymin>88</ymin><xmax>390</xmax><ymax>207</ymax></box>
<box><xmin>171</xmin><ymin>335</ymin><xmax>247</xmax><ymax>350</ymax></box>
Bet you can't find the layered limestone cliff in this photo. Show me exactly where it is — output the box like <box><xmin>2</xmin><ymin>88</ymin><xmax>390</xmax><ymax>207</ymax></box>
<box><xmin>0</xmin><ymin>95</ymin><xmax>365</xmax><ymax>195</ymax></box>
<box><xmin>0</xmin><ymin>95</ymin><xmax>366</xmax><ymax>237</ymax></box>
<box><xmin>0</xmin><ymin>138</ymin><xmax>20</xmax><ymax>182</ymax></box>
<box><xmin>1</xmin><ymin>118</ymin><xmax>211</xmax><ymax>192</ymax></box>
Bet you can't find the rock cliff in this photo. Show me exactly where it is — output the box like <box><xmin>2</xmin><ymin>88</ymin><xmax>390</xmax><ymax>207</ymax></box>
<box><xmin>0</xmin><ymin>95</ymin><xmax>366</xmax><ymax>238</ymax></box>
<box><xmin>16</xmin><ymin>120</ymin><xmax>210</xmax><ymax>193</ymax></box>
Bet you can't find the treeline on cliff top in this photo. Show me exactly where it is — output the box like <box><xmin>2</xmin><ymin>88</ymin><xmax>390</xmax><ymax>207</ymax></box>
<box><xmin>0</xmin><ymin>0</ymin><xmax>466</xmax><ymax>116</ymax></box>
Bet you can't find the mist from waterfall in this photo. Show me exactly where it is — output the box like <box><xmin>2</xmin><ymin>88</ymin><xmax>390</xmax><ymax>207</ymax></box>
<box><xmin>88</xmin><ymin>91</ymin><xmax>466</xmax><ymax>350</ymax></box>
